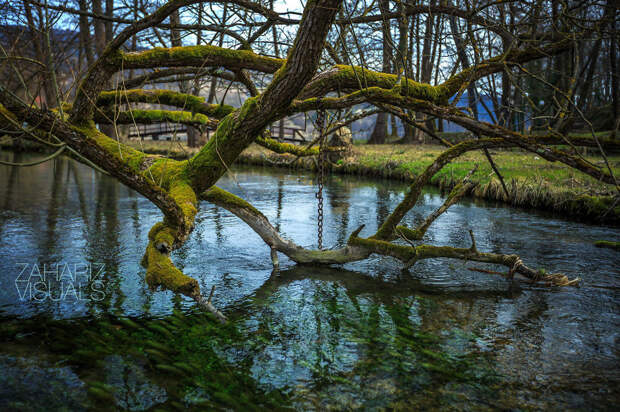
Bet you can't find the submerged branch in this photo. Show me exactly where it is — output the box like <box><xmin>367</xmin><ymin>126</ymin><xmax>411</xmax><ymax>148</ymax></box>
<box><xmin>395</xmin><ymin>167</ymin><xmax>478</xmax><ymax>241</ymax></box>
<box><xmin>201</xmin><ymin>186</ymin><xmax>579</xmax><ymax>287</ymax></box>
<box><xmin>201</xmin><ymin>186</ymin><xmax>370</xmax><ymax>264</ymax></box>
<box><xmin>349</xmin><ymin>236</ymin><xmax>580</xmax><ymax>286</ymax></box>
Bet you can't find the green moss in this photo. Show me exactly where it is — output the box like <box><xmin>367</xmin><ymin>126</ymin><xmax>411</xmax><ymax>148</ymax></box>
<box><xmin>332</xmin><ymin>65</ymin><xmax>447</xmax><ymax>103</ymax></box>
<box><xmin>348</xmin><ymin>236</ymin><xmax>417</xmax><ymax>261</ymax></box>
<box><xmin>71</xmin><ymin>120</ymin><xmax>147</xmax><ymax>171</ymax></box>
<box><xmin>119</xmin><ymin>45</ymin><xmax>281</xmax><ymax>73</ymax></box>
<box><xmin>148</xmin><ymin>222</ymin><xmax>166</xmax><ymax>240</ymax></box>
<box><xmin>144</xmin><ymin>158</ymin><xmax>188</xmax><ymax>188</ymax></box>
<box><xmin>184</xmin><ymin>97</ymin><xmax>257</xmax><ymax>191</ymax></box>
<box><xmin>144</xmin><ymin>243</ymin><xmax>199</xmax><ymax>296</ymax></box>
<box><xmin>394</xmin><ymin>226</ymin><xmax>423</xmax><ymax>241</ymax></box>
<box><xmin>594</xmin><ymin>240</ymin><xmax>620</xmax><ymax>251</ymax></box>
<box><xmin>169</xmin><ymin>180</ymin><xmax>198</xmax><ymax>226</ymax></box>
<box><xmin>238</xmin><ymin>96</ymin><xmax>259</xmax><ymax>120</ymax></box>
<box><xmin>149</xmin><ymin>223</ymin><xmax>176</xmax><ymax>250</ymax></box>
<box><xmin>255</xmin><ymin>135</ymin><xmax>319</xmax><ymax>156</ymax></box>
<box><xmin>202</xmin><ymin>186</ymin><xmax>261</xmax><ymax>216</ymax></box>
<box><xmin>440</xmin><ymin>62</ymin><xmax>493</xmax><ymax>99</ymax></box>
<box><xmin>415</xmin><ymin>245</ymin><xmax>464</xmax><ymax>259</ymax></box>
<box><xmin>128</xmin><ymin>109</ymin><xmax>212</xmax><ymax>125</ymax></box>
<box><xmin>98</xmin><ymin>89</ymin><xmax>234</xmax><ymax>118</ymax></box>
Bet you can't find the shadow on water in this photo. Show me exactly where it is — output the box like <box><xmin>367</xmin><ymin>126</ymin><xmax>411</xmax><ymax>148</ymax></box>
<box><xmin>0</xmin><ymin>154</ymin><xmax>619</xmax><ymax>410</ymax></box>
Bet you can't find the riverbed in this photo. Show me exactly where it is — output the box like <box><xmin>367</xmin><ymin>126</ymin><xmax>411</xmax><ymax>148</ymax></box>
<box><xmin>0</xmin><ymin>152</ymin><xmax>618</xmax><ymax>410</ymax></box>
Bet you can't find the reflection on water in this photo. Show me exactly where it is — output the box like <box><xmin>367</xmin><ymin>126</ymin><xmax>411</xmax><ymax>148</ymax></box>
<box><xmin>0</xmin><ymin>152</ymin><xmax>618</xmax><ymax>410</ymax></box>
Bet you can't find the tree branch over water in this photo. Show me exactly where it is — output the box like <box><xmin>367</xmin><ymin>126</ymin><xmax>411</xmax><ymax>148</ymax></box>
<box><xmin>4</xmin><ymin>0</ymin><xmax>616</xmax><ymax>317</ymax></box>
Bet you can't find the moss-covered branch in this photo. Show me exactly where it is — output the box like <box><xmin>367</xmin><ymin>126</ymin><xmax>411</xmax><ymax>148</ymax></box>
<box><xmin>116</xmin><ymin>45</ymin><xmax>283</xmax><ymax>73</ymax></box>
<box><xmin>394</xmin><ymin>178</ymin><xmax>477</xmax><ymax>242</ymax></box>
<box><xmin>116</xmin><ymin>67</ymin><xmax>236</xmax><ymax>90</ymax></box>
<box><xmin>372</xmin><ymin>138</ymin><xmax>509</xmax><ymax>240</ymax></box>
<box><xmin>255</xmin><ymin>135</ymin><xmax>320</xmax><ymax>156</ymax></box>
<box><xmin>299</xmin><ymin>65</ymin><xmax>451</xmax><ymax>104</ymax></box>
<box><xmin>298</xmin><ymin>39</ymin><xmax>575</xmax><ymax>105</ymax></box>
<box><xmin>348</xmin><ymin>236</ymin><xmax>579</xmax><ymax>286</ymax></box>
<box><xmin>94</xmin><ymin>109</ymin><xmax>219</xmax><ymax>130</ymax></box>
<box><xmin>97</xmin><ymin>89</ymin><xmax>234</xmax><ymax>118</ymax></box>
<box><xmin>202</xmin><ymin>186</ymin><xmax>578</xmax><ymax>287</ymax></box>
<box><xmin>439</xmin><ymin>38</ymin><xmax>574</xmax><ymax>99</ymax></box>
<box><xmin>254</xmin><ymin>132</ymin><xmax>349</xmax><ymax>157</ymax></box>
<box><xmin>201</xmin><ymin>186</ymin><xmax>370</xmax><ymax>264</ymax></box>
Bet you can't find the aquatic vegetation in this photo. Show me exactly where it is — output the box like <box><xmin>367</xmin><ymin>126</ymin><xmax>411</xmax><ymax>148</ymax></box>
<box><xmin>594</xmin><ymin>240</ymin><xmax>620</xmax><ymax>250</ymax></box>
<box><xmin>0</xmin><ymin>312</ymin><xmax>292</xmax><ymax>410</ymax></box>
<box><xmin>0</xmin><ymin>293</ymin><xmax>503</xmax><ymax>409</ymax></box>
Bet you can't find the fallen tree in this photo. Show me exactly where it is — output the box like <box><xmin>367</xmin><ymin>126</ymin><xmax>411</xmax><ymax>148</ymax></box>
<box><xmin>1</xmin><ymin>0</ymin><xmax>616</xmax><ymax>320</ymax></box>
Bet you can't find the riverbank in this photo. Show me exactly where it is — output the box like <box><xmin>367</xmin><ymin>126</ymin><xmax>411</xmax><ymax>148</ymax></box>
<box><xmin>240</xmin><ymin>143</ymin><xmax>620</xmax><ymax>225</ymax></box>
<box><xmin>125</xmin><ymin>140</ymin><xmax>620</xmax><ymax>225</ymax></box>
<box><xmin>3</xmin><ymin>137</ymin><xmax>619</xmax><ymax>224</ymax></box>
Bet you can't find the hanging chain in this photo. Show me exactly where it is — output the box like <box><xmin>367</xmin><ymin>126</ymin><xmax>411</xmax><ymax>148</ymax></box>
<box><xmin>316</xmin><ymin>109</ymin><xmax>326</xmax><ymax>250</ymax></box>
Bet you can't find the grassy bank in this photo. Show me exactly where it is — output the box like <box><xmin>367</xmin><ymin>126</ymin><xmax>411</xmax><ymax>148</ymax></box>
<box><xmin>117</xmin><ymin>140</ymin><xmax>619</xmax><ymax>225</ymax></box>
<box><xmin>4</xmin><ymin>136</ymin><xmax>619</xmax><ymax>225</ymax></box>
<box><xmin>239</xmin><ymin>143</ymin><xmax>620</xmax><ymax>225</ymax></box>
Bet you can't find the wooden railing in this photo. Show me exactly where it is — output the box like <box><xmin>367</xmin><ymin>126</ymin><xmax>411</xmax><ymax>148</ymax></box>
<box><xmin>127</xmin><ymin>121</ymin><xmax>307</xmax><ymax>143</ymax></box>
<box><xmin>269</xmin><ymin>125</ymin><xmax>308</xmax><ymax>144</ymax></box>
<box><xmin>128</xmin><ymin>123</ymin><xmax>187</xmax><ymax>140</ymax></box>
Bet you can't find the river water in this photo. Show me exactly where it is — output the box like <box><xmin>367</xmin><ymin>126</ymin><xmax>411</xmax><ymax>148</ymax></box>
<box><xmin>0</xmin><ymin>151</ymin><xmax>618</xmax><ymax>410</ymax></box>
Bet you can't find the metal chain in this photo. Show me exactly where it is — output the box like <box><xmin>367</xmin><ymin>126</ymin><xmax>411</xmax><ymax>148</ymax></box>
<box><xmin>316</xmin><ymin>109</ymin><xmax>326</xmax><ymax>250</ymax></box>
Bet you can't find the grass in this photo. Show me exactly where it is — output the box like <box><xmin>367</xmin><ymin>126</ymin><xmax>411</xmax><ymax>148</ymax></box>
<box><xmin>339</xmin><ymin>144</ymin><xmax>617</xmax><ymax>191</ymax></box>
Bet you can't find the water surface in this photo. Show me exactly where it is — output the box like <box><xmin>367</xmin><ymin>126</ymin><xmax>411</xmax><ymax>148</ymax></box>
<box><xmin>0</xmin><ymin>152</ymin><xmax>618</xmax><ymax>410</ymax></box>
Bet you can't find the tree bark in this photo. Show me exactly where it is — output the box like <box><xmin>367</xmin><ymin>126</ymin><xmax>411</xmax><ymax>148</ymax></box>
<box><xmin>23</xmin><ymin>2</ymin><xmax>57</xmax><ymax>108</ymax></box>
<box><xmin>368</xmin><ymin>0</ymin><xmax>392</xmax><ymax>144</ymax></box>
<box><xmin>610</xmin><ymin>6</ymin><xmax>619</xmax><ymax>138</ymax></box>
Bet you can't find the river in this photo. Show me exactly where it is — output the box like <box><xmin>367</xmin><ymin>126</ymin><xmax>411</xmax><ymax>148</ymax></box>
<box><xmin>0</xmin><ymin>151</ymin><xmax>618</xmax><ymax>410</ymax></box>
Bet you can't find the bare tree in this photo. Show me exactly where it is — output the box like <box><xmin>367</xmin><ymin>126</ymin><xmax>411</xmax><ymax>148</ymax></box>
<box><xmin>2</xmin><ymin>0</ymin><xmax>617</xmax><ymax>319</ymax></box>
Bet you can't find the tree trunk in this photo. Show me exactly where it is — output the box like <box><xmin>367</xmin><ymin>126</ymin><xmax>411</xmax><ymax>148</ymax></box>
<box><xmin>368</xmin><ymin>112</ymin><xmax>388</xmax><ymax>144</ymax></box>
<box><xmin>23</xmin><ymin>2</ymin><xmax>57</xmax><ymax>108</ymax></box>
<box><xmin>92</xmin><ymin>0</ymin><xmax>106</xmax><ymax>56</ymax></box>
<box><xmin>78</xmin><ymin>0</ymin><xmax>94</xmax><ymax>67</ymax></box>
<box><xmin>390</xmin><ymin>114</ymin><xmax>398</xmax><ymax>138</ymax></box>
<box><xmin>610</xmin><ymin>7</ymin><xmax>619</xmax><ymax>138</ymax></box>
<box><xmin>403</xmin><ymin>1</ymin><xmax>435</xmax><ymax>144</ymax></box>
<box><xmin>368</xmin><ymin>0</ymin><xmax>392</xmax><ymax>144</ymax></box>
